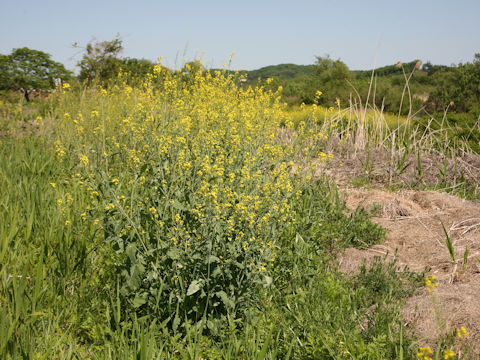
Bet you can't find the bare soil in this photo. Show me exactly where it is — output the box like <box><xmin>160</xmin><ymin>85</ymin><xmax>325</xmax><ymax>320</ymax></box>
<box><xmin>337</xmin><ymin>188</ymin><xmax>480</xmax><ymax>355</ymax></box>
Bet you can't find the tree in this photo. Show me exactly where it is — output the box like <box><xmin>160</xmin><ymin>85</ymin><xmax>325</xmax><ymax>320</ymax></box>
<box><xmin>77</xmin><ymin>37</ymin><xmax>123</xmax><ymax>84</ymax></box>
<box><xmin>301</xmin><ymin>55</ymin><xmax>352</xmax><ymax>104</ymax></box>
<box><xmin>121</xmin><ymin>58</ymin><xmax>155</xmax><ymax>80</ymax></box>
<box><xmin>76</xmin><ymin>37</ymin><xmax>155</xmax><ymax>85</ymax></box>
<box><xmin>426</xmin><ymin>54</ymin><xmax>480</xmax><ymax>113</ymax></box>
<box><xmin>0</xmin><ymin>47</ymin><xmax>71</xmax><ymax>101</ymax></box>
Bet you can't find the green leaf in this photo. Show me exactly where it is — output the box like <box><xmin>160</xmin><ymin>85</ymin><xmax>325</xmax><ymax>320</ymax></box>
<box><xmin>172</xmin><ymin>199</ymin><xmax>186</xmax><ymax>211</ymax></box>
<box><xmin>216</xmin><ymin>291</ymin><xmax>235</xmax><ymax>309</ymax></box>
<box><xmin>441</xmin><ymin>221</ymin><xmax>456</xmax><ymax>263</ymax></box>
<box><xmin>172</xmin><ymin>314</ymin><xmax>180</xmax><ymax>332</ymax></box>
<box><xmin>126</xmin><ymin>243</ymin><xmax>137</xmax><ymax>262</ymax></box>
<box><xmin>207</xmin><ymin>255</ymin><xmax>219</xmax><ymax>263</ymax></box>
<box><xmin>24</xmin><ymin>203</ymin><xmax>35</xmax><ymax>243</ymax></box>
<box><xmin>211</xmin><ymin>267</ymin><xmax>222</xmax><ymax>277</ymax></box>
<box><xmin>167</xmin><ymin>248</ymin><xmax>181</xmax><ymax>260</ymax></box>
<box><xmin>232</xmin><ymin>261</ymin><xmax>244</xmax><ymax>269</ymax></box>
<box><xmin>257</xmin><ymin>326</ymin><xmax>274</xmax><ymax>360</ymax></box>
<box><xmin>463</xmin><ymin>245</ymin><xmax>469</xmax><ymax>271</ymax></box>
<box><xmin>187</xmin><ymin>280</ymin><xmax>202</xmax><ymax>296</ymax></box>
<box><xmin>128</xmin><ymin>263</ymin><xmax>144</xmax><ymax>289</ymax></box>
<box><xmin>132</xmin><ymin>293</ymin><xmax>147</xmax><ymax>308</ymax></box>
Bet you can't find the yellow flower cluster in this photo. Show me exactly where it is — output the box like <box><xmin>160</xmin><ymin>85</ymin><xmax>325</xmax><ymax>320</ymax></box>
<box><xmin>48</xmin><ymin>59</ymin><xmax>342</xmax><ymax>317</ymax></box>
<box><xmin>425</xmin><ymin>275</ymin><xmax>438</xmax><ymax>293</ymax></box>
<box><xmin>54</xmin><ymin>140</ymin><xmax>66</xmax><ymax>159</ymax></box>
<box><xmin>417</xmin><ymin>346</ymin><xmax>433</xmax><ymax>360</ymax></box>
<box><xmin>456</xmin><ymin>326</ymin><xmax>468</xmax><ymax>339</ymax></box>
<box><xmin>443</xmin><ymin>349</ymin><xmax>455</xmax><ymax>359</ymax></box>
<box><xmin>79</xmin><ymin>154</ymin><xmax>89</xmax><ymax>166</ymax></box>
<box><xmin>318</xmin><ymin>152</ymin><xmax>334</xmax><ymax>162</ymax></box>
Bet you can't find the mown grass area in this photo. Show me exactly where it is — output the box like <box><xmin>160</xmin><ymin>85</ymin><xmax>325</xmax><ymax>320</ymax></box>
<box><xmin>0</xmin><ymin>63</ymin><xmax>471</xmax><ymax>359</ymax></box>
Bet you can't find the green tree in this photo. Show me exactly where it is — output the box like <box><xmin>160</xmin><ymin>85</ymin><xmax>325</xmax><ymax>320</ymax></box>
<box><xmin>77</xmin><ymin>37</ymin><xmax>155</xmax><ymax>85</ymax></box>
<box><xmin>121</xmin><ymin>58</ymin><xmax>154</xmax><ymax>80</ymax></box>
<box><xmin>302</xmin><ymin>55</ymin><xmax>352</xmax><ymax>104</ymax></box>
<box><xmin>0</xmin><ymin>47</ymin><xmax>71</xmax><ymax>101</ymax></box>
<box><xmin>427</xmin><ymin>54</ymin><xmax>480</xmax><ymax>113</ymax></box>
<box><xmin>77</xmin><ymin>37</ymin><xmax>123</xmax><ymax>84</ymax></box>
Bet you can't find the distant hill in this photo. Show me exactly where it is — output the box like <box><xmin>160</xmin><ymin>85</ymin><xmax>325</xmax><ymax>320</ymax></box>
<box><xmin>241</xmin><ymin>63</ymin><xmax>316</xmax><ymax>81</ymax></box>
<box><xmin>352</xmin><ymin>60</ymin><xmax>422</xmax><ymax>78</ymax></box>
<box><xmin>242</xmin><ymin>61</ymin><xmax>425</xmax><ymax>81</ymax></box>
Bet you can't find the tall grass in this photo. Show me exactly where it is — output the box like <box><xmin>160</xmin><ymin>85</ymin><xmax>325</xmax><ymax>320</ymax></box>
<box><xmin>285</xmin><ymin>66</ymin><xmax>480</xmax><ymax>198</ymax></box>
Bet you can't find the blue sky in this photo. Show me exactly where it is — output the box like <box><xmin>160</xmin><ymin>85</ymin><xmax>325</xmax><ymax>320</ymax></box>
<box><xmin>1</xmin><ymin>0</ymin><xmax>479</xmax><ymax>71</ymax></box>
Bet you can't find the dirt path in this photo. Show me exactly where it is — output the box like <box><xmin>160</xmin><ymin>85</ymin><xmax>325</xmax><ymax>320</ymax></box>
<box><xmin>338</xmin><ymin>188</ymin><xmax>480</xmax><ymax>354</ymax></box>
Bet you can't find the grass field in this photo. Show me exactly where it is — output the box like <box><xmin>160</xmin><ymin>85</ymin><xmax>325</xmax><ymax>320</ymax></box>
<box><xmin>0</xmin><ymin>63</ymin><xmax>477</xmax><ymax>359</ymax></box>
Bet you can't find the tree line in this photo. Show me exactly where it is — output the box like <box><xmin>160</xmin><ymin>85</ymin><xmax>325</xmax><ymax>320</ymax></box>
<box><xmin>1</xmin><ymin>38</ymin><xmax>479</xmax><ymax>118</ymax></box>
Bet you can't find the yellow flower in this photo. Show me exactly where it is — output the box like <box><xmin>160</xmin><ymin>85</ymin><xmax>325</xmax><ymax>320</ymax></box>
<box><xmin>105</xmin><ymin>203</ymin><xmax>115</xmax><ymax>211</ymax></box>
<box><xmin>79</xmin><ymin>154</ymin><xmax>89</xmax><ymax>165</ymax></box>
<box><xmin>64</xmin><ymin>220</ymin><xmax>71</xmax><ymax>226</ymax></box>
<box><xmin>417</xmin><ymin>346</ymin><xmax>433</xmax><ymax>359</ymax></box>
<box><xmin>153</xmin><ymin>64</ymin><xmax>163</xmax><ymax>75</ymax></box>
<box><xmin>443</xmin><ymin>349</ymin><xmax>455</xmax><ymax>359</ymax></box>
<box><xmin>50</xmin><ymin>182</ymin><xmax>56</xmax><ymax>188</ymax></box>
<box><xmin>425</xmin><ymin>276</ymin><xmax>438</xmax><ymax>293</ymax></box>
<box><xmin>456</xmin><ymin>326</ymin><xmax>468</xmax><ymax>339</ymax></box>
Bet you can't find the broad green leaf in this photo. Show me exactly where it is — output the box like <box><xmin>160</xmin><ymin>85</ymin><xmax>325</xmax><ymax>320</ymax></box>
<box><xmin>187</xmin><ymin>280</ymin><xmax>202</xmax><ymax>296</ymax></box>
<box><xmin>216</xmin><ymin>291</ymin><xmax>234</xmax><ymax>309</ymax></box>
<box><xmin>167</xmin><ymin>248</ymin><xmax>181</xmax><ymax>260</ymax></box>
<box><xmin>172</xmin><ymin>199</ymin><xmax>186</xmax><ymax>211</ymax></box>
<box><xmin>132</xmin><ymin>293</ymin><xmax>147</xmax><ymax>308</ymax></box>
<box><xmin>207</xmin><ymin>255</ymin><xmax>219</xmax><ymax>263</ymax></box>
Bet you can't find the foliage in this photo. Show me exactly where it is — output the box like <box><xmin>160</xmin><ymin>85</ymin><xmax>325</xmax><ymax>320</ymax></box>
<box><xmin>0</xmin><ymin>47</ymin><xmax>71</xmax><ymax>101</ymax></box>
<box><xmin>296</xmin><ymin>55</ymin><xmax>351</xmax><ymax>105</ymax></box>
<box><xmin>76</xmin><ymin>37</ymin><xmax>154</xmax><ymax>86</ymax></box>
<box><xmin>77</xmin><ymin>37</ymin><xmax>123</xmax><ymax>84</ymax></box>
<box><xmin>353</xmin><ymin>60</ymin><xmax>422</xmax><ymax>78</ymax></box>
<box><xmin>426</xmin><ymin>54</ymin><xmax>480</xmax><ymax>113</ymax></box>
<box><xmin>266</xmin><ymin>239</ymin><xmax>422</xmax><ymax>359</ymax></box>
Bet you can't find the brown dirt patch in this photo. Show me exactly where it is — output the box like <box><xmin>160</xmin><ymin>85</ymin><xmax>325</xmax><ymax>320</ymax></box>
<box><xmin>338</xmin><ymin>188</ymin><xmax>480</xmax><ymax>355</ymax></box>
